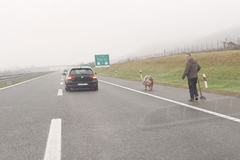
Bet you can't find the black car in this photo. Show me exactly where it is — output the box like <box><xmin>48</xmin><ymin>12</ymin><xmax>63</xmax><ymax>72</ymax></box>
<box><xmin>62</xmin><ymin>67</ymin><xmax>98</xmax><ymax>91</ymax></box>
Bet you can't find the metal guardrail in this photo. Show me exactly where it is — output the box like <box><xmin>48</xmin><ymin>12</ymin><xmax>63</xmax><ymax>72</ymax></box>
<box><xmin>0</xmin><ymin>71</ymin><xmax>54</xmax><ymax>82</ymax></box>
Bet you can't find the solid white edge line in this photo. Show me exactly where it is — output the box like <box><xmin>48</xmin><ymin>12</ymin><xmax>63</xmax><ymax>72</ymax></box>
<box><xmin>57</xmin><ymin>89</ymin><xmax>63</xmax><ymax>96</ymax></box>
<box><xmin>44</xmin><ymin>119</ymin><xmax>62</xmax><ymax>160</ymax></box>
<box><xmin>0</xmin><ymin>74</ymin><xmax>48</xmax><ymax>91</ymax></box>
<box><xmin>99</xmin><ymin>80</ymin><xmax>240</xmax><ymax>124</ymax></box>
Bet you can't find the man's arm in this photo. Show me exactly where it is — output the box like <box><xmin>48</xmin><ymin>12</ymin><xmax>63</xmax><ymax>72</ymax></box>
<box><xmin>182</xmin><ymin>63</ymin><xmax>190</xmax><ymax>79</ymax></box>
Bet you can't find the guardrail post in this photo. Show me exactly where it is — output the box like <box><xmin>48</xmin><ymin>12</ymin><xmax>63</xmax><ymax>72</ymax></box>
<box><xmin>203</xmin><ymin>74</ymin><xmax>208</xmax><ymax>88</ymax></box>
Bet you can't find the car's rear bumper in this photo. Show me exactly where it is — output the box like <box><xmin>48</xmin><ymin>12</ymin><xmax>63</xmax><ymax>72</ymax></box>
<box><xmin>65</xmin><ymin>81</ymin><xmax>98</xmax><ymax>90</ymax></box>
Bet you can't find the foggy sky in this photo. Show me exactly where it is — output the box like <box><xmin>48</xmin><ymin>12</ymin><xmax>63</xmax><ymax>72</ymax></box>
<box><xmin>1</xmin><ymin>0</ymin><xmax>240</xmax><ymax>69</ymax></box>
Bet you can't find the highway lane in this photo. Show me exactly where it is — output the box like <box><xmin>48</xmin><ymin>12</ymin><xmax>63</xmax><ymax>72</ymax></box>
<box><xmin>0</xmin><ymin>72</ymin><xmax>65</xmax><ymax>159</ymax></box>
<box><xmin>97</xmin><ymin>75</ymin><xmax>240</xmax><ymax>119</ymax></box>
<box><xmin>61</xmin><ymin>75</ymin><xmax>240</xmax><ymax>160</ymax></box>
<box><xmin>0</xmin><ymin>71</ymin><xmax>240</xmax><ymax>159</ymax></box>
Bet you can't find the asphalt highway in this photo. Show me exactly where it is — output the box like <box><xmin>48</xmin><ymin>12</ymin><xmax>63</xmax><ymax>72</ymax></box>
<box><xmin>0</xmin><ymin>71</ymin><xmax>240</xmax><ymax>160</ymax></box>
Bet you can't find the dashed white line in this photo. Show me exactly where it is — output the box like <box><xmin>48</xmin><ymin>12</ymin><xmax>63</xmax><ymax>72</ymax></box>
<box><xmin>57</xmin><ymin>89</ymin><xmax>63</xmax><ymax>96</ymax></box>
<box><xmin>60</xmin><ymin>82</ymin><xmax>63</xmax><ymax>85</ymax></box>
<box><xmin>99</xmin><ymin>80</ymin><xmax>240</xmax><ymax>124</ymax></box>
<box><xmin>44</xmin><ymin>119</ymin><xmax>62</xmax><ymax>160</ymax></box>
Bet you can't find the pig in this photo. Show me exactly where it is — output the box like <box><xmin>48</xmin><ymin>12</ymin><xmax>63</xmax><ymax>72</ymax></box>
<box><xmin>142</xmin><ymin>75</ymin><xmax>154</xmax><ymax>90</ymax></box>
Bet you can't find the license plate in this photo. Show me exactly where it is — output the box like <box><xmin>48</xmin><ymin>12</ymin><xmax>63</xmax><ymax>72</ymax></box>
<box><xmin>78</xmin><ymin>83</ymin><xmax>88</xmax><ymax>86</ymax></box>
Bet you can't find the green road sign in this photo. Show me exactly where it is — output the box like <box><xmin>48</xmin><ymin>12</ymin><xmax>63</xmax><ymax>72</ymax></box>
<box><xmin>95</xmin><ymin>54</ymin><xmax>110</xmax><ymax>67</ymax></box>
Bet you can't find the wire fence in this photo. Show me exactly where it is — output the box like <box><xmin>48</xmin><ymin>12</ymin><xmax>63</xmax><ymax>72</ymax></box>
<box><xmin>117</xmin><ymin>41</ymin><xmax>240</xmax><ymax>63</ymax></box>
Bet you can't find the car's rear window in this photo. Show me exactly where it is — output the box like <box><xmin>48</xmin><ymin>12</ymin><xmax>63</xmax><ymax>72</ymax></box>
<box><xmin>70</xmin><ymin>69</ymin><xmax>93</xmax><ymax>75</ymax></box>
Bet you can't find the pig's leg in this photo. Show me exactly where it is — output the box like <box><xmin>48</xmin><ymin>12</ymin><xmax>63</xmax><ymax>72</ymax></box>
<box><xmin>150</xmin><ymin>85</ymin><xmax>152</xmax><ymax>90</ymax></box>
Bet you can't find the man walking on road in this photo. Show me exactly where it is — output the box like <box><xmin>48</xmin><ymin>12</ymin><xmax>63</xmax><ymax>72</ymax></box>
<box><xmin>182</xmin><ymin>54</ymin><xmax>201</xmax><ymax>102</ymax></box>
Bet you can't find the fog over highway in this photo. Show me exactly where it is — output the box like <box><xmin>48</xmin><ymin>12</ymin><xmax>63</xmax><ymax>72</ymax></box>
<box><xmin>1</xmin><ymin>71</ymin><xmax>240</xmax><ymax>159</ymax></box>
<box><xmin>1</xmin><ymin>0</ymin><xmax>240</xmax><ymax>69</ymax></box>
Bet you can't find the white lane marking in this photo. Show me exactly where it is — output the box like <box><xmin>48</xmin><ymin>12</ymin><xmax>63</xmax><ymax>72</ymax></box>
<box><xmin>60</xmin><ymin>82</ymin><xmax>63</xmax><ymax>85</ymax></box>
<box><xmin>0</xmin><ymin>75</ymin><xmax>47</xmax><ymax>91</ymax></box>
<box><xmin>100</xmin><ymin>80</ymin><xmax>240</xmax><ymax>124</ymax></box>
<box><xmin>44</xmin><ymin>119</ymin><xmax>62</xmax><ymax>160</ymax></box>
<box><xmin>57</xmin><ymin>89</ymin><xmax>63</xmax><ymax>96</ymax></box>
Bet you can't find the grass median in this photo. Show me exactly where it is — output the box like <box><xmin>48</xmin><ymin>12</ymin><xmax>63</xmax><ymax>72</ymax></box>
<box><xmin>94</xmin><ymin>50</ymin><xmax>240</xmax><ymax>97</ymax></box>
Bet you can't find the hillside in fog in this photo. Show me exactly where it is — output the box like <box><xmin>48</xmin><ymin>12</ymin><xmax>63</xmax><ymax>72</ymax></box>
<box><xmin>191</xmin><ymin>25</ymin><xmax>240</xmax><ymax>45</ymax></box>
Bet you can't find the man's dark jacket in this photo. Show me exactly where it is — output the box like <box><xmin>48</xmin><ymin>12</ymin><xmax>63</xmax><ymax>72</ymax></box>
<box><xmin>182</xmin><ymin>58</ymin><xmax>201</xmax><ymax>79</ymax></box>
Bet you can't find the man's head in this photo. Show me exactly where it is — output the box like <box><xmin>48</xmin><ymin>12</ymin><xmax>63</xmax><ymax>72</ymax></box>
<box><xmin>186</xmin><ymin>54</ymin><xmax>192</xmax><ymax>61</ymax></box>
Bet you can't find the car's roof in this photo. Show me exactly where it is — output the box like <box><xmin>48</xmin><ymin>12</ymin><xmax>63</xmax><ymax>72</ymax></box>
<box><xmin>80</xmin><ymin>66</ymin><xmax>92</xmax><ymax>68</ymax></box>
<box><xmin>69</xmin><ymin>67</ymin><xmax>93</xmax><ymax>70</ymax></box>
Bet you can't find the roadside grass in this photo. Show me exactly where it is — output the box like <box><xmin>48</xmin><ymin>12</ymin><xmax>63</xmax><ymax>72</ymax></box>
<box><xmin>94</xmin><ymin>50</ymin><xmax>240</xmax><ymax>96</ymax></box>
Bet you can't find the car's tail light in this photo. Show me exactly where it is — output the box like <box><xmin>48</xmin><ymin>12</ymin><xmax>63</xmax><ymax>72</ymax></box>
<box><xmin>67</xmin><ymin>76</ymin><xmax>75</xmax><ymax>80</ymax></box>
<box><xmin>89</xmin><ymin>75</ymin><xmax>97</xmax><ymax>80</ymax></box>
